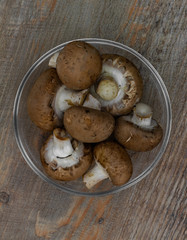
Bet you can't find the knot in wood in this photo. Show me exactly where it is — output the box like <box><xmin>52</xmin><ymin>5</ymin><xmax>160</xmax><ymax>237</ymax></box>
<box><xmin>98</xmin><ymin>217</ymin><xmax>104</xmax><ymax>224</ymax></box>
<box><xmin>0</xmin><ymin>191</ymin><xmax>9</xmax><ymax>204</ymax></box>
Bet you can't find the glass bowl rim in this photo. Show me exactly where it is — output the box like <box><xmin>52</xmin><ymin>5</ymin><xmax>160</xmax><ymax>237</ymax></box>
<box><xmin>13</xmin><ymin>38</ymin><xmax>172</xmax><ymax>197</ymax></box>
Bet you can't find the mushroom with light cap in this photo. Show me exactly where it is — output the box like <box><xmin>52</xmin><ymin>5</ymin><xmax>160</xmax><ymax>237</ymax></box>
<box><xmin>83</xmin><ymin>141</ymin><xmax>133</xmax><ymax>189</ymax></box>
<box><xmin>49</xmin><ymin>41</ymin><xmax>102</xmax><ymax>90</ymax></box>
<box><xmin>64</xmin><ymin>106</ymin><xmax>115</xmax><ymax>143</ymax></box>
<box><xmin>90</xmin><ymin>54</ymin><xmax>143</xmax><ymax>115</ymax></box>
<box><xmin>27</xmin><ymin>69</ymin><xmax>88</xmax><ymax>131</ymax></box>
<box><xmin>114</xmin><ymin>102</ymin><xmax>163</xmax><ymax>151</ymax></box>
<box><xmin>40</xmin><ymin>128</ymin><xmax>92</xmax><ymax>181</ymax></box>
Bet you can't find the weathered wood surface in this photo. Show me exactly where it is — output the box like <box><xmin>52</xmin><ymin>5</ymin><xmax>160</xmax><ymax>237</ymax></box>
<box><xmin>0</xmin><ymin>0</ymin><xmax>186</xmax><ymax>239</ymax></box>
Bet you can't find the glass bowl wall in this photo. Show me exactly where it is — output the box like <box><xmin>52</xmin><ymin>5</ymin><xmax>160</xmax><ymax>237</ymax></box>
<box><xmin>13</xmin><ymin>39</ymin><xmax>172</xmax><ymax>196</ymax></box>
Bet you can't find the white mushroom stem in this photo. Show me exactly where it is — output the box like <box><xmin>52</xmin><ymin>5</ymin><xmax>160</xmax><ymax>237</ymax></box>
<box><xmin>83</xmin><ymin>162</ymin><xmax>109</xmax><ymax>189</ymax></box>
<box><xmin>49</xmin><ymin>52</ymin><xmax>59</xmax><ymax>68</ymax></box>
<box><xmin>132</xmin><ymin>103</ymin><xmax>153</xmax><ymax>128</ymax></box>
<box><xmin>83</xmin><ymin>93</ymin><xmax>101</xmax><ymax>110</ymax></box>
<box><xmin>96</xmin><ymin>78</ymin><xmax>118</xmax><ymax>101</ymax></box>
<box><xmin>44</xmin><ymin>129</ymin><xmax>84</xmax><ymax>169</ymax></box>
<box><xmin>53</xmin><ymin>132</ymin><xmax>74</xmax><ymax>158</ymax></box>
<box><xmin>53</xmin><ymin>85</ymin><xmax>88</xmax><ymax>118</ymax></box>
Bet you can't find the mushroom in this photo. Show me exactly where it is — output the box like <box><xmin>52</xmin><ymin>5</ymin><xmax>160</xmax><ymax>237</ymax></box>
<box><xmin>27</xmin><ymin>69</ymin><xmax>88</xmax><ymax>131</ymax></box>
<box><xmin>53</xmin><ymin>41</ymin><xmax>102</xmax><ymax>90</ymax></box>
<box><xmin>64</xmin><ymin>106</ymin><xmax>115</xmax><ymax>143</ymax></box>
<box><xmin>90</xmin><ymin>54</ymin><xmax>143</xmax><ymax>115</ymax></box>
<box><xmin>83</xmin><ymin>141</ymin><xmax>133</xmax><ymax>189</ymax></box>
<box><xmin>40</xmin><ymin>128</ymin><xmax>92</xmax><ymax>181</ymax></box>
<box><xmin>114</xmin><ymin>102</ymin><xmax>163</xmax><ymax>151</ymax></box>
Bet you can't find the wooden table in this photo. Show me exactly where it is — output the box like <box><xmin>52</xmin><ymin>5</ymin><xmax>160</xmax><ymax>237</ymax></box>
<box><xmin>0</xmin><ymin>0</ymin><xmax>186</xmax><ymax>239</ymax></box>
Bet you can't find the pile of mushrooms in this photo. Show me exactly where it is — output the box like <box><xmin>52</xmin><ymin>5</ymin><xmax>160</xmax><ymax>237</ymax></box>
<box><xmin>27</xmin><ymin>40</ymin><xmax>163</xmax><ymax>189</ymax></box>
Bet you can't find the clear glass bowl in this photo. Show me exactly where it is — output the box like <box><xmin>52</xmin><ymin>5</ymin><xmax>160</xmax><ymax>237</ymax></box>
<box><xmin>13</xmin><ymin>38</ymin><xmax>172</xmax><ymax>196</ymax></box>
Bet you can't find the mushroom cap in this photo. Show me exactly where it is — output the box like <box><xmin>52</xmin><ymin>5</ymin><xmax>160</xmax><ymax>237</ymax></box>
<box><xmin>90</xmin><ymin>54</ymin><xmax>143</xmax><ymax>115</ymax></box>
<box><xmin>56</xmin><ymin>41</ymin><xmax>102</xmax><ymax>90</ymax></box>
<box><xmin>27</xmin><ymin>69</ymin><xmax>62</xmax><ymax>131</ymax></box>
<box><xmin>40</xmin><ymin>132</ymin><xmax>92</xmax><ymax>181</ymax></box>
<box><xmin>94</xmin><ymin>141</ymin><xmax>133</xmax><ymax>186</ymax></box>
<box><xmin>64</xmin><ymin>106</ymin><xmax>115</xmax><ymax>143</ymax></box>
<box><xmin>114</xmin><ymin>116</ymin><xmax>163</xmax><ymax>151</ymax></box>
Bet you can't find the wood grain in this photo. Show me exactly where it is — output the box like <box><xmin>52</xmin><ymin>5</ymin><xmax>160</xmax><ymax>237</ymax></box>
<box><xmin>0</xmin><ymin>0</ymin><xmax>186</xmax><ymax>239</ymax></box>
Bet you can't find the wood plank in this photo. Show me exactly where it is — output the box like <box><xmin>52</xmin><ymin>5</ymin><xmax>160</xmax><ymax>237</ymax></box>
<box><xmin>0</xmin><ymin>0</ymin><xmax>186</xmax><ymax>239</ymax></box>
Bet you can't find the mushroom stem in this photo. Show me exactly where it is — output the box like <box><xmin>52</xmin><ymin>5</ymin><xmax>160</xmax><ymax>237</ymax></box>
<box><xmin>83</xmin><ymin>94</ymin><xmax>101</xmax><ymax>110</ymax></box>
<box><xmin>83</xmin><ymin>162</ymin><xmax>109</xmax><ymax>189</ymax></box>
<box><xmin>96</xmin><ymin>77</ymin><xmax>118</xmax><ymax>101</ymax></box>
<box><xmin>132</xmin><ymin>103</ymin><xmax>153</xmax><ymax>128</ymax></box>
<box><xmin>53</xmin><ymin>85</ymin><xmax>88</xmax><ymax>118</ymax></box>
<box><xmin>44</xmin><ymin>128</ymin><xmax>85</xmax><ymax>169</ymax></box>
<box><xmin>49</xmin><ymin>52</ymin><xmax>59</xmax><ymax>68</ymax></box>
<box><xmin>53</xmin><ymin>129</ymin><xmax>74</xmax><ymax>158</ymax></box>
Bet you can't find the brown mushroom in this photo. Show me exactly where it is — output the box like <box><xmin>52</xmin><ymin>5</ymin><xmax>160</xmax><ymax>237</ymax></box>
<box><xmin>40</xmin><ymin>128</ymin><xmax>92</xmax><ymax>181</ymax></box>
<box><xmin>64</xmin><ymin>106</ymin><xmax>115</xmax><ymax>143</ymax></box>
<box><xmin>27</xmin><ymin>69</ymin><xmax>88</xmax><ymax>131</ymax></box>
<box><xmin>83</xmin><ymin>141</ymin><xmax>133</xmax><ymax>189</ymax></box>
<box><xmin>27</xmin><ymin>69</ymin><xmax>61</xmax><ymax>131</ymax></box>
<box><xmin>90</xmin><ymin>54</ymin><xmax>143</xmax><ymax>115</ymax></box>
<box><xmin>114</xmin><ymin>103</ymin><xmax>163</xmax><ymax>151</ymax></box>
<box><xmin>55</xmin><ymin>41</ymin><xmax>102</xmax><ymax>90</ymax></box>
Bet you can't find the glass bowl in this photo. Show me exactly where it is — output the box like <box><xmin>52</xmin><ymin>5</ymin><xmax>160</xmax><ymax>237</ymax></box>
<box><xmin>13</xmin><ymin>38</ymin><xmax>172</xmax><ymax>196</ymax></box>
